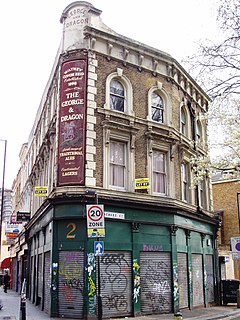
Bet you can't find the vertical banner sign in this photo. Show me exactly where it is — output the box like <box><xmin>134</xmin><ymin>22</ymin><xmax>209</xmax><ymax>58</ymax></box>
<box><xmin>58</xmin><ymin>59</ymin><xmax>87</xmax><ymax>185</ymax></box>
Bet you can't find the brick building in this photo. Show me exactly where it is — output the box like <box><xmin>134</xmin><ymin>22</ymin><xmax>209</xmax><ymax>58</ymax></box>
<box><xmin>212</xmin><ymin>171</ymin><xmax>240</xmax><ymax>280</ymax></box>
<box><xmin>9</xmin><ymin>2</ymin><xmax>219</xmax><ymax>319</ymax></box>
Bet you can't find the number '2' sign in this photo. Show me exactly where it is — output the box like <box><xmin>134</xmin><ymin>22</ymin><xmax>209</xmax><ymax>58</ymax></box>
<box><xmin>86</xmin><ymin>204</ymin><xmax>105</xmax><ymax>238</ymax></box>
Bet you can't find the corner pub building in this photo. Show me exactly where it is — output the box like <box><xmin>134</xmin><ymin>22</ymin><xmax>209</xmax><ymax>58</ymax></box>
<box><xmin>10</xmin><ymin>1</ymin><xmax>220</xmax><ymax>319</ymax></box>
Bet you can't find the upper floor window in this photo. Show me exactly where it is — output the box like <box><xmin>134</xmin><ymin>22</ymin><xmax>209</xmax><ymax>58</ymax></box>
<box><xmin>180</xmin><ymin>107</ymin><xmax>187</xmax><ymax>135</ymax></box>
<box><xmin>109</xmin><ymin>140</ymin><xmax>127</xmax><ymax>189</ymax></box>
<box><xmin>110</xmin><ymin>80</ymin><xmax>125</xmax><ymax>112</ymax></box>
<box><xmin>151</xmin><ymin>92</ymin><xmax>164</xmax><ymax>123</ymax></box>
<box><xmin>152</xmin><ymin>150</ymin><xmax>167</xmax><ymax>194</ymax></box>
<box><xmin>181</xmin><ymin>163</ymin><xmax>190</xmax><ymax>202</ymax></box>
<box><xmin>198</xmin><ymin>180</ymin><xmax>205</xmax><ymax>208</ymax></box>
<box><xmin>196</xmin><ymin>120</ymin><xmax>202</xmax><ymax>141</ymax></box>
<box><xmin>105</xmin><ymin>70</ymin><xmax>133</xmax><ymax>115</ymax></box>
<box><xmin>148</xmin><ymin>83</ymin><xmax>170</xmax><ymax>125</ymax></box>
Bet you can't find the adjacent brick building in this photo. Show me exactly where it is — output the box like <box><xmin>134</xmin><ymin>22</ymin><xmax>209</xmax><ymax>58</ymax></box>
<box><xmin>9</xmin><ymin>2</ymin><xmax>219</xmax><ymax>319</ymax></box>
<box><xmin>212</xmin><ymin>171</ymin><xmax>240</xmax><ymax>280</ymax></box>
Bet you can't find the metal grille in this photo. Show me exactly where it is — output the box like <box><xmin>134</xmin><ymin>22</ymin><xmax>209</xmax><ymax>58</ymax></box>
<box><xmin>206</xmin><ymin>254</ymin><xmax>214</xmax><ymax>302</ymax></box>
<box><xmin>30</xmin><ymin>256</ymin><xmax>35</xmax><ymax>302</ymax></box>
<box><xmin>100</xmin><ymin>251</ymin><xmax>132</xmax><ymax>318</ymax></box>
<box><xmin>38</xmin><ymin>254</ymin><xmax>43</xmax><ymax>298</ymax></box>
<box><xmin>44</xmin><ymin>251</ymin><xmax>51</xmax><ymax>314</ymax></box>
<box><xmin>220</xmin><ymin>262</ymin><xmax>226</xmax><ymax>280</ymax></box>
<box><xmin>58</xmin><ymin>251</ymin><xmax>84</xmax><ymax>318</ymax></box>
<box><xmin>18</xmin><ymin>260</ymin><xmax>22</xmax><ymax>294</ymax></box>
<box><xmin>192</xmin><ymin>254</ymin><xmax>204</xmax><ymax>307</ymax></box>
<box><xmin>178</xmin><ymin>253</ymin><xmax>189</xmax><ymax>309</ymax></box>
<box><xmin>140</xmin><ymin>252</ymin><xmax>172</xmax><ymax>314</ymax></box>
<box><xmin>11</xmin><ymin>258</ymin><xmax>17</xmax><ymax>292</ymax></box>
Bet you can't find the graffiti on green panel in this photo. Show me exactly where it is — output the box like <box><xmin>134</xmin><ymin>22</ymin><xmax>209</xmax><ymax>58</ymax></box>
<box><xmin>173</xmin><ymin>262</ymin><xmax>179</xmax><ymax>304</ymax></box>
<box><xmin>188</xmin><ymin>264</ymin><xmax>193</xmax><ymax>297</ymax></box>
<box><xmin>133</xmin><ymin>259</ymin><xmax>140</xmax><ymax>303</ymax></box>
<box><xmin>87</xmin><ymin>253</ymin><xmax>96</xmax><ymax>315</ymax></box>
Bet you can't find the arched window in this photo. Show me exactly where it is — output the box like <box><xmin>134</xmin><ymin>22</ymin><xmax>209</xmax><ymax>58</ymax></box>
<box><xmin>196</xmin><ymin>120</ymin><xmax>202</xmax><ymax>141</ymax></box>
<box><xmin>105</xmin><ymin>70</ymin><xmax>133</xmax><ymax>115</ymax></box>
<box><xmin>180</xmin><ymin>107</ymin><xmax>187</xmax><ymax>135</ymax></box>
<box><xmin>151</xmin><ymin>92</ymin><xmax>164</xmax><ymax>123</ymax></box>
<box><xmin>110</xmin><ymin>79</ymin><xmax>125</xmax><ymax>112</ymax></box>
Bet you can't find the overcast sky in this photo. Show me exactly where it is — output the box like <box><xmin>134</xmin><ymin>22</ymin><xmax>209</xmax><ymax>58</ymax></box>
<box><xmin>0</xmin><ymin>0</ymin><xmax>219</xmax><ymax>188</ymax></box>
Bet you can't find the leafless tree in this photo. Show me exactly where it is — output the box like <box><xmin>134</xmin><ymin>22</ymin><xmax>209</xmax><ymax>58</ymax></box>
<box><xmin>185</xmin><ymin>0</ymin><xmax>240</xmax><ymax>99</ymax></box>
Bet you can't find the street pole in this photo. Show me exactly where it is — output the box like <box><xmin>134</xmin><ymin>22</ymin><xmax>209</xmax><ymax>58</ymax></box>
<box><xmin>95</xmin><ymin>192</ymin><xmax>102</xmax><ymax>320</ymax></box>
<box><xmin>0</xmin><ymin>140</ymin><xmax>7</xmax><ymax>261</ymax></box>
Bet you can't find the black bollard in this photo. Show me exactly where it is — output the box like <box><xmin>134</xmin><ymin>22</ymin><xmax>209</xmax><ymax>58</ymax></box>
<box><xmin>19</xmin><ymin>279</ymin><xmax>26</xmax><ymax>320</ymax></box>
<box><xmin>19</xmin><ymin>295</ymin><xmax>26</xmax><ymax>320</ymax></box>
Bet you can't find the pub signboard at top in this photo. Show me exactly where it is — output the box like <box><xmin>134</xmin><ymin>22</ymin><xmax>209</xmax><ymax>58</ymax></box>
<box><xmin>58</xmin><ymin>59</ymin><xmax>87</xmax><ymax>186</ymax></box>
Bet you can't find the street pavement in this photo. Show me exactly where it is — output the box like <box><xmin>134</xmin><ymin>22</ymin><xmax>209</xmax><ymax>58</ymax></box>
<box><xmin>0</xmin><ymin>288</ymin><xmax>240</xmax><ymax>320</ymax></box>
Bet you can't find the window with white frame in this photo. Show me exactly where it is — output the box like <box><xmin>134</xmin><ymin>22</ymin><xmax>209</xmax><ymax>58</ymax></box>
<box><xmin>198</xmin><ymin>180</ymin><xmax>205</xmax><ymax>208</ymax></box>
<box><xmin>148</xmin><ymin>84</ymin><xmax>170</xmax><ymax>125</ymax></box>
<box><xmin>196</xmin><ymin>120</ymin><xmax>202</xmax><ymax>142</ymax></box>
<box><xmin>152</xmin><ymin>150</ymin><xmax>167</xmax><ymax>194</ymax></box>
<box><xmin>109</xmin><ymin>140</ymin><xmax>127</xmax><ymax>189</ymax></box>
<box><xmin>105</xmin><ymin>70</ymin><xmax>133</xmax><ymax>115</ymax></box>
<box><xmin>181</xmin><ymin>163</ymin><xmax>190</xmax><ymax>201</ymax></box>
<box><xmin>180</xmin><ymin>107</ymin><xmax>187</xmax><ymax>135</ymax></box>
<box><xmin>110</xmin><ymin>79</ymin><xmax>125</xmax><ymax>112</ymax></box>
<box><xmin>151</xmin><ymin>91</ymin><xmax>164</xmax><ymax>123</ymax></box>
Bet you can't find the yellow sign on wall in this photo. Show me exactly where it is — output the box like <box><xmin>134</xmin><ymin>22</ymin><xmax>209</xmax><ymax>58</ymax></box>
<box><xmin>34</xmin><ymin>186</ymin><xmax>48</xmax><ymax>197</ymax></box>
<box><xmin>135</xmin><ymin>178</ymin><xmax>150</xmax><ymax>189</ymax></box>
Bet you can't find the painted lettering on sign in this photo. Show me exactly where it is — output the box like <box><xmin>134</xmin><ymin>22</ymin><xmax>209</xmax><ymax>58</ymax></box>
<box><xmin>58</xmin><ymin>60</ymin><xmax>87</xmax><ymax>186</ymax></box>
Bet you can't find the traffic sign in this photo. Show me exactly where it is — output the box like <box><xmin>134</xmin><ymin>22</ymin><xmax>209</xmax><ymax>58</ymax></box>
<box><xmin>86</xmin><ymin>204</ymin><xmax>105</xmax><ymax>238</ymax></box>
<box><xmin>231</xmin><ymin>237</ymin><xmax>240</xmax><ymax>253</ymax></box>
<box><xmin>94</xmin><ymin>241</ymin><xmax>104</xmax><ymax>256</ymax></box>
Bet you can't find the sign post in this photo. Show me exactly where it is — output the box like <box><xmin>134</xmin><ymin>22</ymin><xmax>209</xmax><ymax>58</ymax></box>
<box><xmin>86</xmin><ymin>204</ymin><xmax>105</xmax><ymax>320</ymax></box>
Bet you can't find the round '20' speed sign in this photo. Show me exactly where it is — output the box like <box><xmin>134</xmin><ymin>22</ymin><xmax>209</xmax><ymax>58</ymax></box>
<box><xmin>87</xmin><ymin>205</ymin><xmax>104</xmax><ymax>222</ymax></box>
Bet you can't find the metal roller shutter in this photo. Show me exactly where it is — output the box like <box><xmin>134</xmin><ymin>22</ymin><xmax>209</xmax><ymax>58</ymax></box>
<box><xmin>140</xmin><ymin>252</ymin><xmax>172</xmax><ymax>314</ymax></box>
<box><xmin>58</xmin><ymin>251</ymin><xmax>84</xmax><ymax>319</ymax></box>
<box><xmin>44</xmin><ymin>251</ymin><xmax>51</xmax><ymax>314</ymax></box>
<box><xmin>192</xmin><ymin>254</ymin><xmax>204</xmax><ymax>307</ymax></box>
<box><xmin>206</xmin><ymin>254</ymin><xmax>214</xmax><ymax>303</ymax></box>
<box><xmin>30</xmin><ymin>256</ymin><xmax>35</xmax><ymax>302</ymax></box>
<box><xmin>178</xmin><ymin>253</ymin><xmax>189</xmax><ymax>309</ymax></box>
<box><xmin>100</xmin><ymin>251</ymin><xmax>132</xmax><ymax>318</ymax></box>
<box><xmin>38</xmin><ymin>254</ymin><xmax>43</xmax><ymax>300</ymax></box>
<box><xmin>18</xmin><ymin>260</ymin><xmax>22</xmax><ymax>294</ymax></box>
<box><xmin>11</xmin><ymin>258</ymin><xmax>17</xmax><ymax>292</ymax></box>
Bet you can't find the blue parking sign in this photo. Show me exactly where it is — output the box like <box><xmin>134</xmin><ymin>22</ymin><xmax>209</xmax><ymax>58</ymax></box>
<box><xmin>94</xmin><ymin>241</ymin><xmax>104</xmax><ymax>256</ymax></box>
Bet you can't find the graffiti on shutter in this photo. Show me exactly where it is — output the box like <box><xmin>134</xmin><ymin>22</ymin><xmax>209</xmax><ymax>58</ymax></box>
<box><xmin>192</xmin><ymin>254</ymin><xmax>204</xmax><ymax>307</ymax></box>
<box><xmin>178</xmin><ymin>253</ymin><xmax>189</xmax><ymax>309</ymax></box>
<box><xmin>206</xmin><ymin>254</ymin><xmax>214</xmax><ymax>302</ymax></box>
<box><xmin>58</xmin><ymin>251</ymin><xmax>84</xmax><ymax>319</ymax></box>
<box><xmin>140</xmin><ymin>252</ymin><xmax>172</xmax><ymax>314</ymax></box>
<box><xmin>44</xmin><ymin>251</ymin><xmax>51</xmax><ymax>314</ymax></box>
<box><xmin>100</xmin><ymin>251</ymin><xmax>132</xmax><ymax>318</ymax></box>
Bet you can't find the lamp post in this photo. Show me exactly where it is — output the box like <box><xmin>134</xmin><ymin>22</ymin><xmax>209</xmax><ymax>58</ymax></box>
<box><xmin>0</xmin><ymin>139</ymin><xmax>7</xmax><ymax>260</ymax></box>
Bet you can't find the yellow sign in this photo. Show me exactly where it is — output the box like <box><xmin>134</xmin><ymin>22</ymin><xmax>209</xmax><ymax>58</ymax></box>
<box><xmin>34</xmin><ymin>186</ymin><xmax>48</xmax><ymax>197</ymax></box>
<box><xmin>87</xmin><ymin>228</ymin><xmax>105</xmax><ymax>238</ymax></box>
<box><xmin>135</xmin><ymin>178</ymin><xmax>149</xmax><ymax>189</ymax></box>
